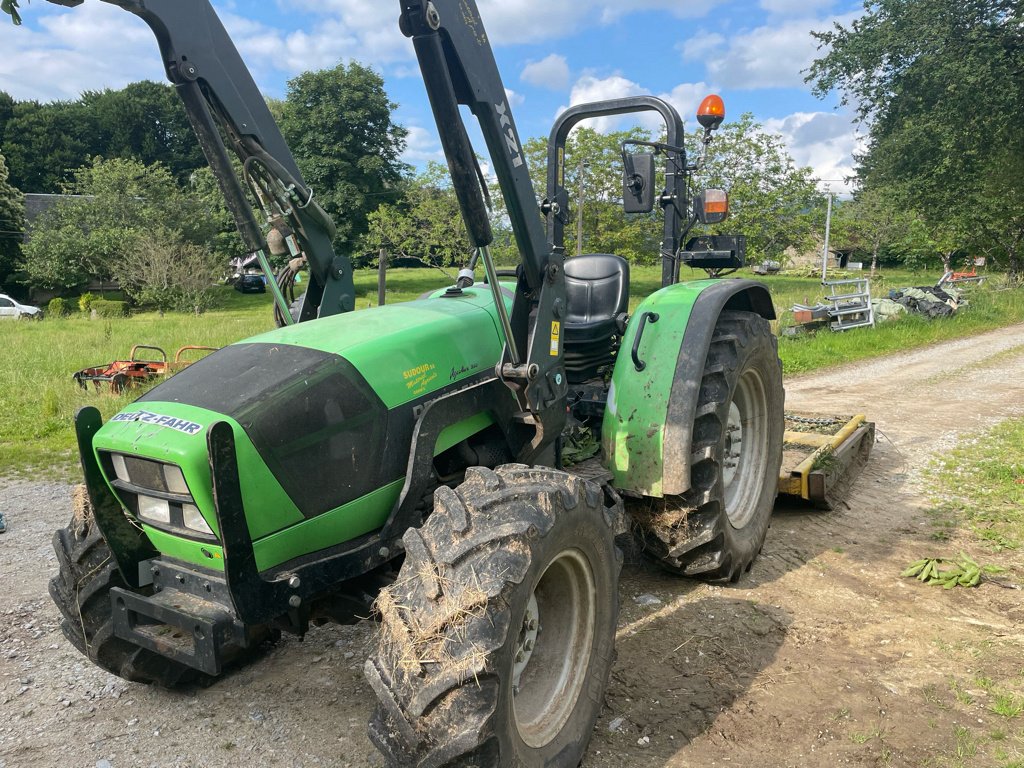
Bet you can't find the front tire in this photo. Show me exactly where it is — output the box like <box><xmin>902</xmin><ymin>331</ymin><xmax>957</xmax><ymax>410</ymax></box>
<box><xmin>365</xmin><ymin>465</ymin><xmax>621</xmax><ymax>767</ymax></box>
<box><xmin>48</xmin><ymin>501</ymin><xmax>199</xmax><ymax>687</ymax></box>
<box><xmin>633</xmin><ymin>310</ymin><xmax>784</xmax><ymax>581</ymax></box>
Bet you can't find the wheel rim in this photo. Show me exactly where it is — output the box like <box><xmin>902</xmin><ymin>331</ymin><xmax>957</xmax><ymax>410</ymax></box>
<box><xmin>722</xmin><ymin>368</ymin><xmax>769</xmax><ymax>528</ymax></box>
<box><xmin>512</xmin><ymin>548</ymin><xmax>596</xmax><ymax>748</ymax></box>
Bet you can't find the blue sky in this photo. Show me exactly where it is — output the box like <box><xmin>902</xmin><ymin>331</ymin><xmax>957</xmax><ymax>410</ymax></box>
<box><xmin>1</xmin><ymin>0</ymin><xmax>865</xmax><ymax>192</ymax></box>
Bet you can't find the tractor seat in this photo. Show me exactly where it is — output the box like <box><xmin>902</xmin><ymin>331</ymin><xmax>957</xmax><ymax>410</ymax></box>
<box><xmin>563</xmin><ymin>253</ymin><xmax>630</xmax><ymax>382</ymax></box>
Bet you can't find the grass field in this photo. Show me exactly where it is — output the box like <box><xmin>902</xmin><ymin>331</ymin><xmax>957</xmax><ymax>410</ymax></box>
<box><xmin>1</xmin><ymin>265</ymin><xmax>1020</xmax><ymax>477</ymax></box>
<box><xmin>928</xmin><ymin>417</ymin><xmax>1024</xmax><ymax>554</ymax></box>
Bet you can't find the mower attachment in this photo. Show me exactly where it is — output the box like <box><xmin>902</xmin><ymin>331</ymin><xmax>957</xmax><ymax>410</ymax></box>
<box><xmin>777</xmin><ymin>412</ymin><xmax>875</xmax><ymax>508</ymax></box>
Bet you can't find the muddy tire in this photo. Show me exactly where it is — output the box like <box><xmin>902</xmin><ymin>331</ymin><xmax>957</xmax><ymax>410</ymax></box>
<box><xmin>48</xmin><ymin>512</ymin><xmax>199</xmax><ymax>687</ymax></box>
<box><xmin>365</xmin><ymin>464</ymin><xmax>621</xmax><ymax>767</ymax></box>
<box><xmin>634</xmin><ymin>310</ymin><xmax>784</xmax><ymax>581</ymax></box>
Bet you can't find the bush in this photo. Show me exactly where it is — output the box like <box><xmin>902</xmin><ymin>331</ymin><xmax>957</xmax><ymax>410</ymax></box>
<box><xmin>78</xmin><ymin>292</ymin><xmax>97</xmax><ymax>314</ymax></box>
<box><xmin>90</xmin><ymin>299</ymin><xmax>130</xmax><ymax>318</ymax></box>
<box><xmin>47</xmin><ymin>297</ymin><xmax>71</xmax><ymax>317</ymax></box>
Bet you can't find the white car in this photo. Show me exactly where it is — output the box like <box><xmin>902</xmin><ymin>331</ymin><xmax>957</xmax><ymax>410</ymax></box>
<box><xmin>0</xmin><ymin>294</ymin><xmax>43</xmax><ymax>320</ymax></box>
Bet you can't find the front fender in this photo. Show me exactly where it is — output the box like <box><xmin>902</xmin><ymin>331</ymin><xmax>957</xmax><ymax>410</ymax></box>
<box><xmin>601</xmin><ymin>279</ymin><xmax>775</xmax><ymax>497</ymax></box>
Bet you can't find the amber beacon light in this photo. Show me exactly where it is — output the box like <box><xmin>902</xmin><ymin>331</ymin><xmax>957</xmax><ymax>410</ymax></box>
<box><xmin>696</xmin><ymin>94</ymin><xmax>726</xmax><ymax>130</ymax></box>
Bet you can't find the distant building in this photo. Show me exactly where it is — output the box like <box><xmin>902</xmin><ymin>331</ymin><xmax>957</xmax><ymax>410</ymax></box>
<box><xmin>22</xmin><ymin>193</ymin><xmax>92</xmax><ymax>239</ymax></box>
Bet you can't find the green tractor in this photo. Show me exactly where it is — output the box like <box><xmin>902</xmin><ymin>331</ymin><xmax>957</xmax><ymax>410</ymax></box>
<box><xmin>46</xmin><ymin>0</ymin><xmax>783</xmax><ymax>764</ymax></box>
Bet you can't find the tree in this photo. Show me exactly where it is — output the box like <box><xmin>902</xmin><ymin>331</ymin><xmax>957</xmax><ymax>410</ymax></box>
<box><xmin>278</xmin><ymin>62</ymin><xmax>408</xmax><ymax>253</ymax></box>
<box><xmin>363</xmin><ymin>163</ymin><xmax>468</xmax><ymax>268</ymax></box>
<box><xmin>1</xmin><ymin>0</ymin><xmax>23</xmax><ymax>24</ymax></box>
<box><xmin>2</xmin><ymin>99</ymin><xmax>99</xmax><ymax>192</ymax></box>
<box><xmin>187</xmin><ymin>166</ymin><xmax>247</xmax><ymax>260</ymax></box>
<box><xmin>119</xmin><ymin>229</ymin><xmax>223</xmax><ymax>315</ymax></box>
<box><xmin>696</xmin><ymin>114</ymin><xmax>822</xmax><ymax>265</ymax></box>
<box><xmin>518</xmin><ymin>126</ymin><xmax>662</xmax><ymax>264</ymax></box>
<box><xmin>808</xmin><ymin>0</ymin><xmax>1023</xmax><ymax>275</ymax></box>
<box><xmin>0</xmin><ymin>82</ymin><xmax>207</xmax><ymax>193</ymax></box>
<box><xmin>81</xmin><ymin>82</ymin><xmax>205</xmax><ymax>183</ymax></box>
<box><xmin>830</xmin><ymin>185</ymin><xmax>912</xmax><ymax>274</ymax></box>
<box><xmin>22</xmin><ymin>157</ymin><xmax>220</xmax><ymax>292</ymax></box>
<box><xmin>0</xmin><ymin>151</ymin><xmax>24</xmax><ymax>291</ymax></box>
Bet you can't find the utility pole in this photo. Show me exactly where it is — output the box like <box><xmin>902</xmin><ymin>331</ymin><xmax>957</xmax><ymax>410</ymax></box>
<box><xmin>820</xmin><ymin>190</ymin><xmax>833</xmax><ymax>284</ymax></box>
<box><xmin>575</xmin><ymin>156</ymin><xmax>586</xmax><ymax>258</ymax></box>
<box><xmin>377</xmin><ymin>248</ymin><xmax>387</xmax><ymax>306</ymax></box>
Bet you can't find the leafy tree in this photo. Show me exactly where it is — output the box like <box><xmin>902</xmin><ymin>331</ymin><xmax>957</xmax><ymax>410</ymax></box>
<box><xmin>1</xmin><ymin>0</ymin><xmax>23</xmax><ymax>24</ymax></box>
<box><xmin>1</xmin><ymin>82</ymin><xmax>206</xmax><ymax>193</ymax></box>
<box><xmin>0</xmin><ymin>151</ymin><xmax>24</xmax><ymax>290</ymax></box>
<box><xmin>278</xmin><ymin>62</ymin><xmax>408</xmax><ymax>253</ymax></box>
<box><xmin>808</xmin><ymin>0</ymin><xmax>1023</xmax><ymax>276</ymax></box>
<box><xmin>518</xmin><ymin>126</ymin><xmax>661</xmax><ymax>264</ymax></box>
<box><xmin>22</xmin><ymin>157</ymin><xmax>220</xmax><ymax>292</ymax></box>
<box><xmin>696</xmin><ymin>114</ymin><xmax>822</xmax><ymax>264</ymax></box>
<box><xmin>81</xmin><ymin>82</ymin><xmax>205</xmax><ymax>183</ymax></box>
<box><xmin>2</xmin><ymin>99</ymin><xmax>99</xmax><ymax>192</ymax></box>
<box><xmin>187</xmin><ymin>165</ymin><xmax>247</xmax><ymax>260</ymax></box>
<box><xmin>119</xmin><ymin>229</ymin><xmax>223</xmax><ymax>315</ymax></box>
<box><xmin>0</xmin><ymin>91</ymin><xmax>15</xmax><ymax>143</ymax></box>
<box><xmin>830</xmin><ymin>185</ymin><xmax>912</xmax><ymax>274</ymax></box>
<box><xmin>363</xmin><ymin>163</ymin><xmax>468</xmax><ymax>267</ymax></box>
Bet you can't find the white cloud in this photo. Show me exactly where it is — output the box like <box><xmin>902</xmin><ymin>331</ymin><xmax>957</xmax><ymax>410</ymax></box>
<box><xmin>520</xmin><ymin>54</ymin><xmax>570</xmax><ymax>91</ymax></box>
<box><xmin>504</xmin><ymin>88</ymin><xmax>525</xmax><ymax>108</ymax></box>
<box><xmin>759</xmin><ymin>0</ymin><xmax>836</xmax><ymax>17</ymax></box>
<box><xmin>660</xmin><ymin>82</ymin><xmax>718</xmax><ymax>127</ymax></box>
<box><xmin>219</xmin><ymin>5</ymin><xmax>411</xmax><ymax>79</ymax></box>
<box><xmin>0</xmin><ymin>2</ymin><xmax>163</xmax><ymax>101</ymax></box>
<box><xmin>561</xmin><ymin>74</ymin><xmax>647</xmax><ymax>132</ymax></box>
<box><xmin>682</xmin><ymin>13</ymin><xmax>858</xmax><ymax>90</ymax></box>
<box><xmin>763</xmin><ymin>110</ymin><xmax>864</xmax><ymax>193</ymax></box>
<box><xmin>477</xmin><ymin>0</ymin><xmax>727</xmax><ymax>44</ymax></box>
<box><xmin>560</xmin><ymin>74</ymin><xmax>717</xmax><ymax>134</ymax></box>
<box><xmin>402</xmin><ymin>124</ymin><xmax>444</xmax><ymax>165</ymax></box>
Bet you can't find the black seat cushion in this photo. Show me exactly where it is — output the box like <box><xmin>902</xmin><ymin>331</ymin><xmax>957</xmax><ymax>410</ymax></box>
<box><xmin>564</xmin><ymin>254</ymin><xmax>630</xmax><ymax>342</ymax></box>
<box><xmin>563</xmin><ymin>254</ymin><xmax>630</xmax><ymax>382</ymax></box>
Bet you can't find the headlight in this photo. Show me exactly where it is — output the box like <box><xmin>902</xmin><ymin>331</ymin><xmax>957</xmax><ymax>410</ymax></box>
<box><xmin>112</xmin><ymin>453</ymin><xmax>130</xmax><ymax>482</ymax></box>
<box><xmin>182</xmin><ymin>504</ymin><xmax>214</xmax><ymax>535</ymax></box>
<box><xmin>101</xmin><ymin>452</ymin><xmax>215</xmax><ymax>539</ymax></box>
<box><xmin>163</xmin><ymin>464</ymin><xmax>190</xmax><ymax>495</ymax></box>
<box><xmin>137</xmin><ymin>495</ymin><xmax>171</xmax><ymax>524</ymax></box>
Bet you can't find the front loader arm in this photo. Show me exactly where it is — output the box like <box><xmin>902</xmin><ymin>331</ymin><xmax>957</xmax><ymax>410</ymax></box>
<box><xmin>47</xmin><ymin>0</ymin><xmax>356</xmax><ymax>322</ymax></box>
<box><xmin>399</xmin><ymin>0</ymin><xmax>568</xmax><ymax>461</ymax></box>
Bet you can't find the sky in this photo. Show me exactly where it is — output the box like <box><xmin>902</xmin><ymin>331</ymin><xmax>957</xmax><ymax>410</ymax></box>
<box><xmin>0</xmin><ymin>0</ymin><xmax>866</xmax><ymax>194</ymax></box>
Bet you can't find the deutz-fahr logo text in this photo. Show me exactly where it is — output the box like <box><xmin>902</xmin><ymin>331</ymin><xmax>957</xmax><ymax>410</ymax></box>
<box><xmin>110</xmin><ymin>410</ymin><xmax>203</xmax><ymax>436</ymax></box>
<box><xmin>496</xmin><ymin>101</ymin><xmax>523</xmax><ymax>168</ymax></box>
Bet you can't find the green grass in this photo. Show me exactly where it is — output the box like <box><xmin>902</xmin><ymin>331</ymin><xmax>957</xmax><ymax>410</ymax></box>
<box><xmin>0</xmin><ymin>266</ymin><xmax>1021</xmax><ymax>477</ymax></box>
<box><xmin>928</xmin><ymin>418</ymin><xmax>1024</xmax><ymax>553</ymax></box>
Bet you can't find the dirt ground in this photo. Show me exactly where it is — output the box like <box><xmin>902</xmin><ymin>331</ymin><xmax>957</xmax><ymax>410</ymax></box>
<box><xmin>2</xmin><ymin>323</ymin><xmax>1023</xmax><ymax>768</ymax></box>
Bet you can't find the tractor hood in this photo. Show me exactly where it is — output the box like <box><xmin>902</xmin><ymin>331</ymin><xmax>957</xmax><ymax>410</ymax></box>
<box><xmin>91</xmin><ymin>288</ymin><xmax>510</xmax><ymax>572</ymax></box>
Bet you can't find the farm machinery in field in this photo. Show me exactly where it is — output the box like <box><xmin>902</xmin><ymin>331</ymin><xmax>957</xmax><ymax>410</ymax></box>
<box><xmin>35</xmin><ymin>0</ymin><xmax>871</xmax><ymax>765</ymax></box>
<box><xmin>73</xmin><ymin>344</ymin><xmax>216</xmax><ymax>393</ymax></box>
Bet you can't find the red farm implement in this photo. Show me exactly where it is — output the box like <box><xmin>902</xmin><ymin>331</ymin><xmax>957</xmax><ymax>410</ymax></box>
<box><xmin>73</xmin><ymin>345</ymin><xmax>217</xmax><ymax>393</ymax></box>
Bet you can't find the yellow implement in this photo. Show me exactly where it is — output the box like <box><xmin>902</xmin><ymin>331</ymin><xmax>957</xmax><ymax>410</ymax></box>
<box><xmin>778</xmin><ymin>413</ymin><xmax>876</xmax><ymax>506</ymax></box>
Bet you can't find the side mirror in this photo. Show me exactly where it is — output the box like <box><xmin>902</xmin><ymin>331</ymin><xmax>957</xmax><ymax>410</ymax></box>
<box><xmin>622</xmin><ymin>151</ymin><xmax>655</xmax><ymax>214</ymax></box>
<box><xmin>696</xmin><ymin>95</ymin><xmax>725</xmax><ymax>131</ymax></box>
<box><xmin>693</xmin><ymin>189</ymin><xmax>729</xmax><ymax>224</ymax></box>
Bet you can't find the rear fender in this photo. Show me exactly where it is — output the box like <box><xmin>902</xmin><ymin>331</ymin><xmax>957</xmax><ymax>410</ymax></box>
<box><xmin>601</xmin><ymin>279</ymin><xmax>775</xmax><ymax>496</ymax></box>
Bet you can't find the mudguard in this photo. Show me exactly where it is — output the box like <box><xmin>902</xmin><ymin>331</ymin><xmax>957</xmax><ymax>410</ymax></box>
<box><xmin>601</xmin><ymin>279</ymin><xmax>775</xmax><ymax>496</ymax></box>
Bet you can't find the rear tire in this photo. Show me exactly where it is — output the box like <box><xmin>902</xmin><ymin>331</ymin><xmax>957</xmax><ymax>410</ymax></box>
<box><xmin>365</xmin><ymin>465</ymin><xmax>621</xmax><ymax>767</ymax></box>
<box><xmin>49</xmin><ymin>508</ymin><xmax>200</xmax><ymax>687</ymax></box>
<box><xmin>633</xmin><ymin>310</ymin><xmax>784</xmax><ymax>581</ymax></box>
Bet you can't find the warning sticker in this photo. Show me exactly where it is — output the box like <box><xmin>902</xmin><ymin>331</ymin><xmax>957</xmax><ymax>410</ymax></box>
<box><xmin>549</xmin><ymin>321</ymin><xmax>561</xmax><ymax>356</ymax></box>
